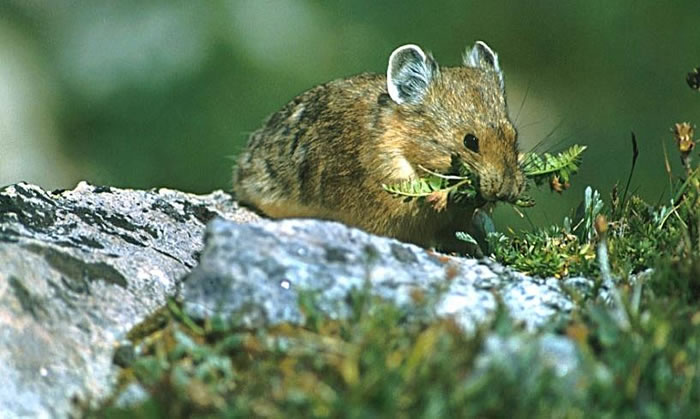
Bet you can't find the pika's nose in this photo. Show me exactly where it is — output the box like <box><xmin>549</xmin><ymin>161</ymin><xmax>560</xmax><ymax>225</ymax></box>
<box><xmin>495</xmin><ymin>168</ymin><xmax>525</xmax><ymax>203</ymax></box>
<box><xmin>477</xmin><ymin>163</ymin><xmax>525</xmax><ymax>203</ymax></box>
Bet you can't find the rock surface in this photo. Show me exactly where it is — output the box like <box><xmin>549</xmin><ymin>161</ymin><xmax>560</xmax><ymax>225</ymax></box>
<box><xmin>182</xmin><ymin>218</ymin><xmax>582</xmax><ymax>333</ymax></box>
<box><xmin>0</xmin><ymin>182</ymin><xmax>253</xmax><ymax>418</ymax></box>
<box><xmin>1</xmin><ymin>181</ymin><xmax>588</xmax><ymax>418</ymax></box>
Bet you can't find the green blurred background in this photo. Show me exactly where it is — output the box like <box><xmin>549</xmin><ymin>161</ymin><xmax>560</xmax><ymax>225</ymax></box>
<box><xmin>0</xmin><ymin>1</ymin><xmax>698</xmax><ymax>230</ymax></box>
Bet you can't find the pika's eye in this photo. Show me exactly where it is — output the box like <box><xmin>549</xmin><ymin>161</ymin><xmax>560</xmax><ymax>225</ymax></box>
<box><xmin>463</xmin><ymin>133</ymin><xmax>479</xmax><ymax>153</ymax></box>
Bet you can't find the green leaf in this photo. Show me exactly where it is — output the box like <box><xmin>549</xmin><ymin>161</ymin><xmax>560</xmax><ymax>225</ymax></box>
<box><xmin>382</xmin><ymin>168</ymin><xmax>476</xmax><ymax>206</ymax></box>
<box><xmin>455</xmin><ymin>231</ymin><xmax>478</xmax><ymax>245</ymax></box>
<box><xmin>521</xmin><ymin>145</ymin><xmax>587</xmax><ymax>185</ymax></box>
<box><xmin>383</xmin><ymin>145</ymin><xmax>587</xmax><ymax>208</ymax></box>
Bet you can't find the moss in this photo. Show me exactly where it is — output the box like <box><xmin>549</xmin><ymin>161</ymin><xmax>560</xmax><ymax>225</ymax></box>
<box><xmin>88</xmin><ymin>274</ymin><xmax>700</xmax><ymax>418</ymax></box>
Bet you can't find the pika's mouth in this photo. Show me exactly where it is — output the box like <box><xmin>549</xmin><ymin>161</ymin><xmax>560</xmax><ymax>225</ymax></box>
<box><xmin>474</xmin><ymin>189</ymin><xmax>498</xmax><ymax>205</ymax></box>
<box><xmin>476</xmin><ymin>171</ymin><xmax>526</xmax><ymax>204</ymax></box>
<box><xmin>475</xmin><ymin>188</ymin><xmax>521</xmax><ymax>206</ymax></box>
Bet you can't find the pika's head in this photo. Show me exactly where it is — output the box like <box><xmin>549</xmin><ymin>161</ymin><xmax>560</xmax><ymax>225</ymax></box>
<box><xmin>384</xmin><ymin>42</ymin><xmax>525</xmax><ymax>203</ymax></box>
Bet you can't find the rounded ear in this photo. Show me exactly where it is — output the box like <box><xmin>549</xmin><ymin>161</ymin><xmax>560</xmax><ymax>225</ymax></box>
<box><xmin>463</xmin><ymin>40</ymin><xmax>504</xmax><ymax>90</ymax></box>
<box><xmin>386</xmin><ymin>44</ymin><xmax>438</xmax><ymax>105</ymax></box>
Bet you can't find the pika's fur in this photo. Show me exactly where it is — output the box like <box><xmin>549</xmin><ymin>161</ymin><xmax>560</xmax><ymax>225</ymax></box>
<box><xmin>234</xmin><ymin>41</ymin><xmax>525</xmax><ymax>252</ymax></box>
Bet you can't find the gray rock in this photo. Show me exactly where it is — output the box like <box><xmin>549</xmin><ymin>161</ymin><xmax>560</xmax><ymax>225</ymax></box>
<box><xmin>0</xmin><ymin>182</ymin><xmax>253</xmax><ymax>419</ymax></box>
<box><xmin>182</xmin><ymin>218</ymin><xmax>580</xmax><ymax>333</ymax></box>
<box><xmin>1</xmin><ymin>181</ymin><xmax>592</xmax><ymax>418</ymax></box>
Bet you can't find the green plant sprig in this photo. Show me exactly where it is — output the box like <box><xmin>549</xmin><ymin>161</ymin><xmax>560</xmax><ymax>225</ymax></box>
<box><xmin>381</xmin><ymin>165</ymin><xmax>476</xmax><ymax>199</ymax></box>
<box><xmin>521</xmin><ymin>144</ymin><xmax>587</xmax><ymax>186</ymax></box>
<box><xmin>382</xmin><ymin>144</ymin><xmax>587</xmax><ymax>208</ymax></box>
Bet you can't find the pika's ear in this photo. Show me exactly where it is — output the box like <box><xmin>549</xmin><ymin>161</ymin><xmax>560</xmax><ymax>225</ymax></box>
<box><xmin>386</xmin><ymin>44</ymin><xmax>438</xmax><ymax>105</ymax></box>
<box><xmin>464</xmin><ymin>40</ymin><xmax>504</xmax><ymax>90</ymax></box>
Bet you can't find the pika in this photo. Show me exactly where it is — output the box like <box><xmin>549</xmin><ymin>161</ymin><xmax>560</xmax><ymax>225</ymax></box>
<box><xmin>234</xmin><ymin>41</ymin><xmax>525</xmax><ymax>253</ymax></box>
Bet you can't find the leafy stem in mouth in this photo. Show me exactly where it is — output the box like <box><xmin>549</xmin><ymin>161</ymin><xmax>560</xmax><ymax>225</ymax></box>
<box><xmin>383</xmin><ymin>144</ymin><xmax>587</xmax><ymax>209</ymax></box>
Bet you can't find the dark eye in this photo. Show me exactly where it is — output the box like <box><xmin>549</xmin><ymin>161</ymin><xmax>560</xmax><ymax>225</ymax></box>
<box><xmin>463</xmin><ymin>133</ymin><xmax>479</xmax><ymax>153</ymax></box>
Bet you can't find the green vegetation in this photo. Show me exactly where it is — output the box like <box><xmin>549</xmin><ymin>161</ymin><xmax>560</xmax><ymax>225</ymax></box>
<box><xmin>382</xmin><ymin>144</ymin><xmax>587</xmax><ymax>210</ymax></box>
<box><xmin>381</xmin><ymin>155</ymin><xmax>478</xmax><ymax>208</ymax></box>
<box><xmin>520</xmin><ymin>144</ymin><xmax>587</xmax><ymax>192</ymax></box>
<box><xmin>490</xmin><ymin>127</ymin><xmax>698</xmax><ymax>279</ymax></box>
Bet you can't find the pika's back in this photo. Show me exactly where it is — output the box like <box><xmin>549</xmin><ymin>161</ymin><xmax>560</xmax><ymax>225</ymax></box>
<box><xmin>233</xmin><ymin>73</ymin><xmax>387</xmax><ymax>217</ymax></box>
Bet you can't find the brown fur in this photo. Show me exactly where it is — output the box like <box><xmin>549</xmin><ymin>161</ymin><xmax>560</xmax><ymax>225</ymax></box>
<box><xmin>233</xmin><ymin>46</ymin><xmax>525</xmax><ymax>253</ymax></box>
